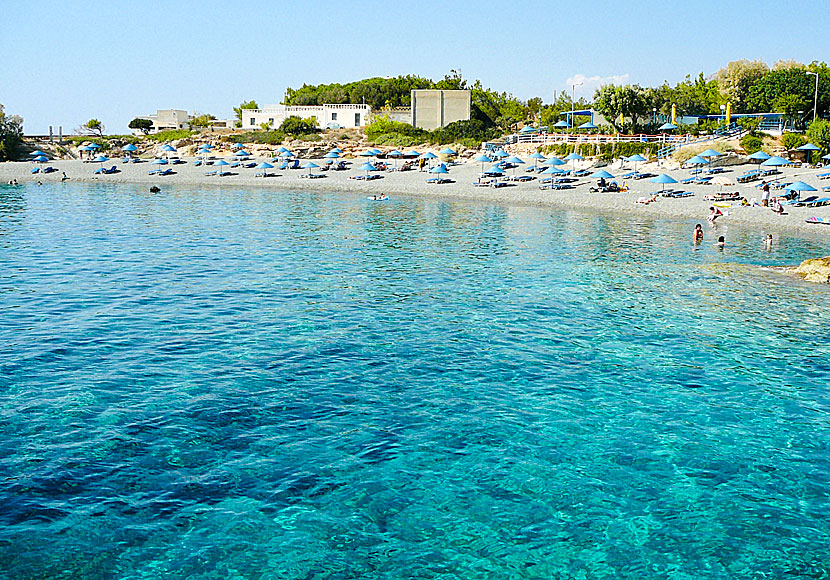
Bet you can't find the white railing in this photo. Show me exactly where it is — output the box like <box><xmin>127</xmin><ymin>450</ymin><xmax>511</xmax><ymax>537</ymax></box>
<box><xmin>506</xmin><ymin>133</ymin><xmax>692</xmax><ymax>146</ymax></box>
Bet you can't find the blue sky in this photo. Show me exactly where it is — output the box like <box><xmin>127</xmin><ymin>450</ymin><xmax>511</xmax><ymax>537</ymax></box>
<box><xmin>3</xmin><ymin>0</ymin><xmax>828</xmax><ymax>134</ymax></box>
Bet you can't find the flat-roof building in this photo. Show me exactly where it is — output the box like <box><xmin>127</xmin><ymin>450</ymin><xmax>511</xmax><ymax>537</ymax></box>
<box><xmin>411</xmin><ymin>89</ymin><xmax>471</xmax><ymax>130</ymax></box>
<box><xmin>240</xmin><ymin>104</ymin><xmax>371</xmax><ymax>131</ymax></box>
<box><xmin>135</xmin><ymin>109</ymin><xmax>192</xmax><ymax>134</ymax></box>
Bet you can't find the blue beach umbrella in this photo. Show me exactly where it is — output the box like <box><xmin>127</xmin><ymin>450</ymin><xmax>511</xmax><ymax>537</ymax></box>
<box><xmin>359</xmin><ymin>150</ymin><xmax>376</xmax><ymax>157</ymax></box>
<box><xmin>280</xmin><ymin>150</ymin><xmax>294</xmax><ymax>158</ymax></box>
<box><xmin>234</xmin><ymin>149</ymin><xmax>250</xmax><ymax>157</ymax></box>
<box><xmin>650</xmin><ymin>173</ymin><xmax>678</xmax><ymax>193</ymax></box>
<box><xmin>301</xmin><ymin>161</ymin><xmax>319</xmax><ymax>177</ymax></box>
<box><xmin>543</xmin><ymin>156</ymin><xmax>565</xmax><ymax>166</ymax></box>
<box><xmin>329</xmin><ymin>147</ymin><xmax>343</xmax><ymax>154</ymax></box>
<box><xmin>823</xmin><ymin>153</ymin><xmax>830</xmax><ymax>161</ymax></box>
<box><xmin>564</xmin><ymin>152</ymin><xmax>583</xmax><ymax>174</ymax></box>
<box><xmin>474</xmin><ymin>154</ymin><xmax>493</xmax><ymax>172</ymax></box>
<box><xmin>785</xmin><ymin>181</ymin><xmax>817</xmax><ymax>192</ymax></box>
<box><xmin>685</xmin><ymin>155</ymin><xmax>707</xmax><ymax>166</ymax></box>
<box><xmin>214</xmin><ymin>159</ymin><xmax>230</xmax><ymax>175</ymax></box>
<box><xmin>748</xmin><ymin>151</ymin><xmax>771</xmax><ymax>161</ymax></box>
<box><xmin>406</xmin><ymin>150</ymin><xmax>420</xmax><ymax>157</ymax></box>
<box><xmin>658</xmin><ymin>122</ymin><xmax>678</xmax><ymax>131</ymax></box>
<box><xmin>761</xmin><ymin>156</ymin><xmax>789</xmax><ymax>167</ymax></box>
<box><xmin>439</xmin><ymin>147</ymin><xmax>457</xmax><ymax>156</ymax></box>
<box><xmin>324</xmin><ymin>151</ymin><xmax>340</xmax><ymax>159</ymax></box>
<box><xmin>553</xmin><ymin>120</ymin><xmax>570</xmax><ymax>129</ymax></box>
<box><xmin>32</xmin><ymin>154</ymin><xmax>48</xmax><ymax>163</ymax></box>
<box><xmin>358</xmin><ymin>161</ymin><xmax>377</xmax><ymax>178</ymax></box>
<box><xmin>492</xmin><ymin>150</ymin><xmax>509</xmax><ymax>159</ymax></box>
<box><xmin>88</xmin><ymin>143</ymin><xmax>101</xmax><ymax>149</ymax></box>
<box><xmin>277</xmin><ymin>161</ymin><xmax>289</xmax><ymax>170</ymax></box>
<box><xmin>122</xmin><ymin>144</ymin><xmax>138</xmax><ymax>153</ymax></box>
<box><xmin>370</xmin><ymin>148</ymin><xmax>382</xmax><ymax>156</ymax></box>
<box><xmin>151</xmin><ymin>158</ymin><xmax>167</xmax><ymax>166</ymax></box>
<box><xmin>578</xmin><ymin>121</ymin><xmax>597</xmax><ymax>130</ymax></box>
<box><xmin>484</xmin><ymin>165</ymin><xmax>505</xmax><ymax>176</ymax></box>
<box><xmin>429</xmin><ymin>163</ymin><xmax>449</xmax><ymax>174</ymax></box>
<box><xmin>541</xmin><ymin>166</ymin><xmax>564</xmax><ymax>175</ymax></box>
<box><xmin>232</xmin><ymin>142</ymin><xmax>244</xmax><ymax>149</ymax></box>
<box><xmin>256</xmin><ymin>161</ymin><xmax>274</xmax><ymax>177</ymax></box>
<box><xmin>276</xmin><ymin>146</ymin><xmax>289</xmax><ymax>153</ymax></box>
<box><xmin>29</xmin><ymin>150</ymin><xmax>47</xmax><ymax>157</ymax></box>
<box><xmin>798</xmin><ymin>143</ymin><xmax>821</xmax><ymax>151</ymax></box>
<box><xmin>590</xmin><ymin>170</ymin><xmax>615</xmax><ymax>180</ymax></box>
<box><xmin>627</xmin><ymin>153</ymin><xmax>648</xmax><ymax>172</ymax></box>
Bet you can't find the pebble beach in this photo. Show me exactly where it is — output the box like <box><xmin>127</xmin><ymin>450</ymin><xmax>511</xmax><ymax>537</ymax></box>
<box><xmin>4</xmin><ymin>156</ymin><xmax>830</xmax><ymax>240</ymax></box>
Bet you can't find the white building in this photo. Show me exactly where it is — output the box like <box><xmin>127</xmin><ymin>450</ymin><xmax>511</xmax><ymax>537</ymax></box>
<box><xmin>239</xmin><ymin>104</ymin><xmax>371</xmax><ymax>131</ymax></box>
<box><xmin>135</xmin><ymin>109</ymin><xmax>192</xmax><ymax>133</ymax></box>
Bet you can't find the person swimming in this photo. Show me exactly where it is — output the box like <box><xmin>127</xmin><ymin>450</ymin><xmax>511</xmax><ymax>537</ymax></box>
<box><xmin>716</xmin><ymin>235</ymin><xmax>725</xmax><ymax>248</ymax></box>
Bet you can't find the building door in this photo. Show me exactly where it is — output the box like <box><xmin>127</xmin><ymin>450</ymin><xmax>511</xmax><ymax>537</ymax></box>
<box><xmin>355</xmin><ymin>113</ymin><xmax>361</xmax><ymax>127</ymax></box>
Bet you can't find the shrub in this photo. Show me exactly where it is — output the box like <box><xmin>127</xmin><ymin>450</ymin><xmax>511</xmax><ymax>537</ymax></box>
<box><xmin>781</xmin><ymin>131</ymin><xmax>806</xmax><ymax>151</ymax></box>
<box><xmin>740</xmin><ymin>133</ymin><xmax>764</xmax><ymax>154</ymax></box>
<box><xmin>279</xmin><ymin>115</ymin><xmax>319</xmax><ymax>136</ymax></box>
<box><xmin>806</xmin><ymin>119</ymin><xmax>830</xmax><ymax>154</ymax></box>
<box><xmin>146</xmin><ymin>129</ymin><xmax>195</xmax><ymax>142</ymax></box>
<box><xmin>223</xmin><ymin>131</ymin><xmax>287</xmax><ymax>145</ymax></box>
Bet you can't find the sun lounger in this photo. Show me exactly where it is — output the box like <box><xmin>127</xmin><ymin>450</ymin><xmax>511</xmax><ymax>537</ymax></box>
<box><xmin>204</xmin><ymin>170</ymin><xmax>217</xmax><ymax>176</ymax></box>
<box><xmin>806</xmin><ymin>217</ymin><xmax>830</xmax><ymax>225</ymax></box>
<box><xmin>665</xmin><ymin>191</ymin><xmax>694</xmax><ymax>198</ymax></box>
<box><xmin>572</xmin><ymin>169</ymin><xmax>591</xmax><ymax>177</ymax></box>
<box><xmin>789</xmin><ymin>196</ymin><xmax>819</xmax><ymax>206</ymax></box>
<box><xmin>509</xmin><ymin>175</ymin><xmax>535</xmax><ymax>182</ymax></box>
<box><xmin>426</xmin><ymin>177</ymin><xmax>454</xmax><ymax>184</ymax></box>
<box><xmin>803</xmin><ymin>197</ymin><xmax>830</xmax><ymax>207</ymax></box>
<box><xmin>43</xmin><ymin>166</ymin><xmax>57</xmax><ymax>173</ymax></box>
<box><xmin>817</xmin><ymin>172</ymin><xmax>830</xmax><ymax>180</ymax></box>
<box><xmin>30</xmin><ymin>167</ymin><xmax>40</xmax><ymax>174</ymax></box>
<box><xmin>158</xmin><ymin>168</ymin><xmax>174</xmax><ymax>176</ymax></box>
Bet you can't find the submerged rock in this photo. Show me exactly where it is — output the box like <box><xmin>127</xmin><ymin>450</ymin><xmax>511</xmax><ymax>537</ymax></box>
<box><xmin>794</xmin><ymin>257</ymin><xmax>830</xmax><ymax>283</ymax></box>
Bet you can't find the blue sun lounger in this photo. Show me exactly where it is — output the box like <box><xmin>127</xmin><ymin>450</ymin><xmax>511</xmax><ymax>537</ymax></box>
<box><xmin>817</xmin><ymin>172</ymin><xmax>830</xmax><ymax>180</ymax></box>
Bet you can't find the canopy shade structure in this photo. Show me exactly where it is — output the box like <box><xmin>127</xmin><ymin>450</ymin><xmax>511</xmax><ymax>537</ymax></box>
<box><xmin>32</xmin><ymin>155</ymin><xmax>49</xmax><ymax>163</ymax></box>
<box><xmin>439</xmin><ymin>147</ymin><xmax>457</xmax><ymax>155</ymax></box>
<box><xmin>122</xmin><ymin>144</ymin><xmax>138</xmax><ymax>152</ymax></box>
<box><xmin>748</xmin><ymin>151</ymin><xmax>771</xmax><ymax>161</ymax></box>
<box><xmin>553</xmin><ymin>120</ymin><xmax>570</xmax><ymax>128</ymax></box>
<box><xmin>564</xmin><ymin>153</ymin><xmax>583</xmax><ymax>161</ymax></box>
<box><xmin>590</xmin><ymin>170</ymin><xmax>615</xmax><ymax>179</ymax></box>
<box><xmin>492</xmin><ymin>150</ymin><xmax>509</xmax><ymax>158</ymax></box>
<box><xmin>419</xmin><ymin>152</ymin><xmax>438</xmax><ymax>160</ymax></box>
<box><xmin>429</xmin><ymin>163</ymin><xmax>450</xmax><ymax>174</ymax></box>
<box><xmin>700</xmin><ymin>149</ymin><xmax>723</xmax><ymax>158</ymax></box>
<box><xmin>541</xmin><ymin>166</ymin><xmax>564</xmax><ymax>175</ymax></box>
<box><xmin>797</xmin><ymin>143</ymin><xmax>821</xmax><ymax>151</ymax></box>
<box><xmin>627</xmin><ymin>154</ymin><xmax>648</xmax><ymax>163</ymax></box>
<box><xmin>685</xmin><ymin>156</ymin><xmax>708</xmax><ymax>166</ymax></box>
<box><xmin>328</xmin><ymin>147</ymin><xmax>343</xmax><ymax>154</ymax></box>
<box><xmin>323</xmin><ymin>152</ymin><xmax>340</xmax><ymax>159</ymax></box>
<box><xmin>578</xmin><ymin>121</ymin><xmax>598</xmax><ymax>129</ymax></box>
<box><xmin>473</xmin><ymin>154</ymin><xmax>493</xmax><ymax>163</ymax></box>
<box><xmin>658</xmin><ymin>122</ymin><xmax>678</xmax><ymax>130</ymax></box>
<box><xmin>29</xmin><ymin>150</ymin><xmax>47</xmax><ymax>157</ymax></box>
<box><xmin>528</xmin><ymin>152</ymin><xmax>546</xmax><ymax>160</ymax></box>
<box><xmin>358</xmin><ymin>162</ymin><xmax>377</xmax><ymax>171</ymax></box>
<box><xmin>784</xmin><ymin>181</ymin><xmax>817</xmax><ymax>192</ymax></box>
<box><xmin>161</xmin><ymin>144</ymin><xmax>177</xmax><ymax>152</ymax></box>
<box><xmin>504</xmin><ymin>156</ymin><xmax>525</xmax><ymax>164</ymax></box>
<box><xmin>543</xmin><ymin>156</ymin><xmax>565</xmax><ymax>166</ymax></box>
<box><xmin>650</xmin><ymin>173</ymin><xmax>678</xmax><ymax>184</ymax></box>
<box><xmin>761</xmin><ymin>156</ymin><xmax>790</xmax><ymax>167</ymax></box>
<box><xmin>301</xmin><ymin>162</ymin><xmax>319</xmax><ymax>169</ymax></box>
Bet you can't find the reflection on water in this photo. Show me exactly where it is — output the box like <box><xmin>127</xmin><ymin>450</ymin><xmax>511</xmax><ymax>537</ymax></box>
<box><xmin>1</xmin><ymin>182</ymin><xmax>830</xmax><ymax>579</ymax></box>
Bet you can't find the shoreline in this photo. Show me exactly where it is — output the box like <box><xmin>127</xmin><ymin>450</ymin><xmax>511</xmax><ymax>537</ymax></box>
<box><xmin>4</xmin><ymin>158</ymin><xmax>830</xmax><ymax>241</ymax></box>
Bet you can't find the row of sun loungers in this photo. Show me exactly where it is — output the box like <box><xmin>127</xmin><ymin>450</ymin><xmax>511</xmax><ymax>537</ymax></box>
<box><xmin>737</xmin><ymin>168</ymin><xmax>779</xmax><ymax>183</ymax></box>
<box><xmin>659</xmin><ymin>189</ymin><xmax>694</xmax><ymax>198</ymax></box>
<box><xmin>31</xmin><ymin>166</ymin><xmax>59</xmax><ymax>174</ymax></box>
<box><xmin>94</xmin><ymin>165</ymin><xmax>119</xmax><ymax>175</ymax></box>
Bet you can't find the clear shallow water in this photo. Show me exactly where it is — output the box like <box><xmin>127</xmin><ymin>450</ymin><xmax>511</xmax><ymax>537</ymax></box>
<box><xmin>2</xmin><ymin>182</ymin><xmax>830</xmax><ymax>579</ymax></box>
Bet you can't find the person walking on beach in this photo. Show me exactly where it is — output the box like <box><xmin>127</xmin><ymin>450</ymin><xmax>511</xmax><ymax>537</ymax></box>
<box><xmin>761</xmin><ymin>182</ymin><xmax>771</xmax><ymax>207</ymax></box>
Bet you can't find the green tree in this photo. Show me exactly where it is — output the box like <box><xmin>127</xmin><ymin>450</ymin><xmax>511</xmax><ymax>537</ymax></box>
<box><xmin>84</xmin><ymin>118</ymin><xmax>104</xmax><ymax>137</ymax></box>
<box><xmin>806</xmin><ymin>119</ymin><xmax>830</xmax><ymax>154</ymax></box>
<box><xmin>781</xmin><ymin>132</ymin><xmax>806</xmax><ymax>151</ymax></box>
<box><xmin>234</xmin><ymin>100</ymin><xmax>259</xmax><ymax>121</ymax></box>
<box><xmin>278</xmin><ymin>115</ymin><xmax>319</xmax><ymax>136</ymax></box>
<box><xmin>128</xmin><ymin>117</ymin><xmax>153</xmax><ymax>134</ymax></box>
<box><xmin>716</xmin><ymin>59</ymin><xmax>769</xmax><ymax>112</ymax></box>
<box><xmin>593</xmin><ymin>84</ymin><xmax>649</xmax><ymax>131</ymax></box>
<box><xmin>188</xmin><ymin>114</ymin><xmax>216</xmax><ymax>129</ymax></box>
<box><xmin>0</xmin><ymin>104</ymin><xmax>24</xmax><ymax>161</ymax></box>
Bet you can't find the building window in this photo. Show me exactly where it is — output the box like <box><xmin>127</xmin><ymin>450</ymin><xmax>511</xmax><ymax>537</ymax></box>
<box><xmin>355</xmin><ymin>113</ymin><xmax>361</xmax><ymax>126</ymax></box>
<box><xmin>331</xmin><ymin>112</ymin><xmax>337</xmax><ymax>121</ymax></box>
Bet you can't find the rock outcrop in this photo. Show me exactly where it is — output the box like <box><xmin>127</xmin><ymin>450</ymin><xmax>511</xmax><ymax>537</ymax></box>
<box><xmin>794</xmin><ymin>257</ymin><xmax>830</xmax><ymax>283</ymax></box>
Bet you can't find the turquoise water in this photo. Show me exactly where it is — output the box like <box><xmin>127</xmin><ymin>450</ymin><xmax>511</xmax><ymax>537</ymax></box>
<box><xmin>2</xmin><ymin>182</ymin><xmax>830</xmax><ymax>579</ymax></box>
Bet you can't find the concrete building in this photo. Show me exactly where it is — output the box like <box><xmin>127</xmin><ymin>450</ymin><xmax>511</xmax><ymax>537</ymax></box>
<box><xmin>410</xmin><ymin>89</ymin><xmax>471</xmax><ymax>130</ymax></box>
<box><xmin>239</xmin><ymin>104</ymin><xmax>371</xmax><ymax>131</ymax></box>
<box><xmin>136</xmin><ymin>109</ymin><xmax>192</xmax><ymax>133</ymax></box>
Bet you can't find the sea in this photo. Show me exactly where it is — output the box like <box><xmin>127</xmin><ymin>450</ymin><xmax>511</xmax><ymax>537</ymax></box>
<box><xmin>1</xmin><ymin>181</ymin><xmax>830</xmax><ymax>579</ymax></box>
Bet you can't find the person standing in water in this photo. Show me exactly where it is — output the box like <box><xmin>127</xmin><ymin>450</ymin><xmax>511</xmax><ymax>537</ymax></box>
<box><xmin>693</xmin><ymin>224</ymin><xmax>704</xmax><ymax>243</ymax></box>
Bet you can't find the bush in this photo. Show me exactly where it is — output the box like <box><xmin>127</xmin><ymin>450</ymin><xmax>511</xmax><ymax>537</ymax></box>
<box><xmin>806</xmin><ymin>119</ymin><xmax>830</xmax><ymax>154</ymax></box>
<box><xmin>781</xmin><ymin>132</ymin><xmax>806</xmax><ymax>151</ymax></box>
<box><xmin>740</xmin><ymin>133</ymin><xmax>764</xmax><ymax>154</ymax></box>
<box><xmin>279</xmin><ymin>115</ymin><xmax>319</xmax><ymax>136</ymax></box>
<box><xmin>223</xmin><ymin>131</ymin><xmax>287</xmax><ymax>145</ymax></box>
<box><xmin>146</xmin><ymin>129</ymin><xmax>195</xmax><ymax>142</ymax></box>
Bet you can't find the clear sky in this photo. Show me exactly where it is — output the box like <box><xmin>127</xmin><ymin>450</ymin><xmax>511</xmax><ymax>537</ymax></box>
<box><xmin>3</xmin><ymin>0</ymin><xmax>828</xmax><ymax>134</ymax></box>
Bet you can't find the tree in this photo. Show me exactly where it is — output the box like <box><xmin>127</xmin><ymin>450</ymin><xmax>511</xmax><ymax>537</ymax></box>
<box><xmin>188</xmin><ymin>114</ymin><xmax>216</xmax><ymax>129</ymax></box>
<box><xmin>806</xmin><ymin>119</ymin><xmax>830</xmax><ymax>154</ymax></box>
<box><xmin>716</xmin><ymin>59</ymin><xmax>769</xmax><ymax>112</ymax></box>
<box><xmin>278</xmin><ymin>115</ymin><xmax>319</xmax><ymax>136</ymax></box>
<box><xmin>526</xmin><ymin>97</ymin><xmax>543</xmax><ymax>122</ymax></box>
<box><xmin>781</xmin><ymin>131</ymin><xmax>806</xmax><ymax>151</ymax></box>
<box><xmin>593</xmin><ymin>84</ymin><xmax>649</xmax><ymax>131</ymax></box>
<box><xmin>84</xmin><ymin>118</ymin><xmax>104</xmax><ymax>137</ymax></box>
<box><xmin>0</xmin><ymin>104</ymin><xmax>24</xmax><ymax>162</ymax></box>
<box><xmin>234</xmin><ymin>100</ymin><xmax>259</xmax><ymax>121</ymax></box>
<box><xmin>128</xmin><ymin>117</ymin><xmax>153</xmax><ymax>134</ymax></box>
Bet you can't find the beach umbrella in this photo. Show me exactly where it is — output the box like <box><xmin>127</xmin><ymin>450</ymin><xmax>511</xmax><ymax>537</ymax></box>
<box><xmin>627</xmin><ymin>153</ymin><xmax>648</xmax><ymax>172</ymax></box>
<box><xmin>761</xmin><ymin>156</ymin><xmax>789</xmax><ymax>167</ymax></box>
<box><xmin>419</xmin><ymin>151</ymin><xmax>438</xmax><ymax>160</ymax></box>
<box><xmin>301</xmin><ymin>161</ymin><xmax>319</xmax><ymax>177</ymax></box>
<box><xmin>492</xmin><ymin>150</ymin><xmax>509</xmax><ymax>159</ymax></box>
<box><xmin>359</xmin><ymin>150</ymin><xmax>376</xmax><ymax>157</ymax></box>
<box><xmin>578</xmin><ymin>121</ymin><xmax>597</xmax><ymax>130</ymax></box>
<box><xmin>276</xmin><ymin>161</ymin><xmax>289</xmax><ymax>170</ymax></box>
<box><xmin>748</xmin><ymin>151</ymin><xmax>771</xmax><ymax>163</ymax></box>
<box><xmin>358</xmin><ymin>161</ymin><xmax>377</xmax><ymax>179</ymax></box>
<box><xmin>484</xmin><ymin>165</ymin><xmax>505</xmax><ymax>176</ymax></box>
<box><xmin>439</xmin><ymin>147</ymin><xmax>457</xmax><ymax>156</ymax></box>
<box><xmin>553</xmin><ymin>120</ymin><xmax>570</xmax><ymax>129</ymax></box>
<box><xmin>370</xmin><ymin>148</ymin><xmax>382</xmax><ymax>156</ymax></box>
<box><xmin>658</xmin><ymin>122</ymin><xmax>678</xmax><ymax>131</ymax></box>
<box><xmin>329</xmin><ymin>147</ymin><xmax>343</xmax><ymax>154</ymax></box>
<box><xmin>234</xmin><ymin>149</ymin><xmax>250</xmax><ymax>157</ymax></box>
<box><xmin>29</xmin><ymin>150</ymin><xmax>47</xmax><ymax>157</ymax></box>
<box><xmin>519</xmin><ymin>126</ymin><xmax>537</xmax><ymax>134</ymax></box>
<box><xmin>564</xmin><ymin>152</ymin><xmax>583</xmax><ymax>174</ymax></box>
<box><xmin>474</xmin><ymin>154</ymin><xmax>493</xmax><ymax>172</ymax></box>
<box><xmin>785</xmin><ymin>181</ymin><xmax>817</xmax><ymax>192</ymax></box>
<box><xmin>541</xmin><ymin>166</ymin><xmax>564</xmax><ymax>175</ymax></box>
<box><xmin>712</xmin><ymin>175</ymin><xmax>735</xmax><ymax>187</ymax></box>
<box><xmin>280</xmin><ymin>150</ymin><xmax>294</xmax><ymax>158</ymax></box>
<box><xmin>700</xmin><ymin>149</ymin><xmax>723</xmax><ymax>158</ymax></box>
<box><xmin>528</xmin><ymin>151</ymin><xmax>546</xmax><ymax>170</ymax></box>
<box><xmin>256</xmin><ymin>161</ymin><xmax>274</xmax><ymax>177</ymax></box>
<box><xmin>385</xmin><ymin>149</ymin><xmax>404</xmax><ymax>169</ymax></box>
<box><xmin>214</xmin><ymin>159</ymin><xmax>230</xmax><ymax>175</ymax></box>
<box><xmin>161</xmin><ymin>144</ymin><xmax>176</xmax><ymax>152</ymax></box>
<box><xmin>650</xmin><ymin>173</ymin><xmax>678</xmax><ymax>193</ymax></box>
<box><xmin>406</xmin><ymin>150</ymin><xmax>420</xmax><ymax>157</ymax></box>
<box><xmin>798</xmin><ymin>143</ymin><xmax>821</xmax><ymax>163</ymax></box>
<box><xmin>232</xmin><ymin>142</ymin><xmax>244</xmax><ymax>149</ymax></box>
<box><xmin>504</xmin><ymin>156</ymin><xmax>525</xmax><ymax>164</ymax></box>
<box><xmin>323</xmin><ymin>151</ymin><xmax>340</xmax><ymax>159</ymax></box>
<box><xmin>94</xmin><ymin>155</ymin><xmax>110</xmax><ymax>171</ymax></box>
<box><xmin>151</xmin><ymin>157</ymin><xmax>166</xmax><ymax>166</ymax></box>
<box><xmin>88</xmin><ymin>143</ymin><xmax>101</xmax><ymax>149</ymax></box>
<box><xmin>823</xmin><ymin>153</ymin><xmax>830</xmax><ymax>161</ymax></box>
<box><xmin>543</xmin><ymin>156</ymin><xmax>565</xmax><ymax>166</ymax></box>
<box><xmin>32</xmin><ymin>154</ymin><xmax>49</xmax><ymax>163</ymax></box>
<box><xmin>429</xmin><ymin>163</ymin><xmax>449</xmax><ymax>174</ymax></box>
<box><xmin>590</xmin><ymin>170</ymin><xmax>615</xmax><ymax>180</ymax></box>
<box><xmin>122</xmin><ymin>143</ymin><xmax>138</xmax><ymax>155</ymax></box>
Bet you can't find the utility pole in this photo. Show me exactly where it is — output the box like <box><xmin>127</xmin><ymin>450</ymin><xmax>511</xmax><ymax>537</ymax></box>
<box><xmin>806</xmin><ymin>71</ymin><xmax>819</xmax><ymax>123</ymax></box>
<box><xmin>571</xmin><ymin>81</ymin><xmax>582</xmax><ymax>130</ymax></box>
